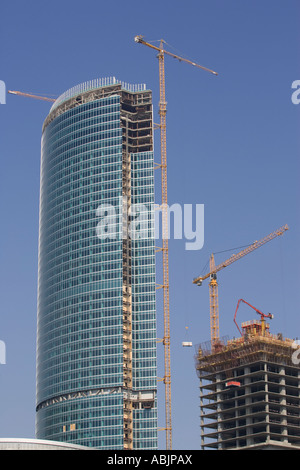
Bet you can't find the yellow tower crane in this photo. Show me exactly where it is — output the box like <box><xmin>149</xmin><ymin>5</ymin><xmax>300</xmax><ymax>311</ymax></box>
<box><xmin>193</xmin><ymin>224</ymin><xmax>289</xmax><ymax>349</ymax></box>
<box><xmin>134</xmin><ymin>35</ymin><xmax>218</xmax><ymax>450</ymax></box>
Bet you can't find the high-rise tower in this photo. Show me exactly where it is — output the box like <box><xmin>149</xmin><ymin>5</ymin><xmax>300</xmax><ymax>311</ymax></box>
<box><xmin>36</xmin><ymin>78</ymin><xmax>157</xmax><ymax>449</ymax></box>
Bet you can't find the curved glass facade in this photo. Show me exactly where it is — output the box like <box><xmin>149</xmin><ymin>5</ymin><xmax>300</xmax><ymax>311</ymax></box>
<box><xmin>36</xmin><ymin>80</ymin><xmax>157</xmax><ymax>449</ymax></box>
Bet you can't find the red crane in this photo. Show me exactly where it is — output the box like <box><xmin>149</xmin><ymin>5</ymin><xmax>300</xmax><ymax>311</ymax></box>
<box><xmin>233</xmin><ymin>298</ymin><xmax>274</xmax><ymax>336</ymax></box>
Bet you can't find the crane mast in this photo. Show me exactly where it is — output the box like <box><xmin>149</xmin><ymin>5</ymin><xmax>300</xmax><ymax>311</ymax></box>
<box><xmin>208</xmin><ymin>254</ymin><xmax>219</xmax><ymax>345</ymax></box>
<box><xmin>157</xmin><ymin>40</ymin><xmax>172</xmax><ymax>450</ymax></box>
<box><xmin>135</xmin><ymin>35</ymin><xmax>217</xmax><ymax>450</ymax></box>
<box><xmin>193</xmin><ymin>224</ymin><xmax>289</xmax><ymax>347</ymax></box>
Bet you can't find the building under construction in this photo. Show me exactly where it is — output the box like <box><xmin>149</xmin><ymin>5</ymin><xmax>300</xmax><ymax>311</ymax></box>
<box><xmin>195</xmin><ymin>312</ymin><xmax>300</xmax><ymax>450</ymax></box>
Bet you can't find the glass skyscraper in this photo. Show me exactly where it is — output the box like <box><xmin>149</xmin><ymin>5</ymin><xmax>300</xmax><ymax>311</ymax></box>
<box><xmin>36</xmin><ymin>78</ymin><xmax>157</xmax><ymax>449</ymax></box>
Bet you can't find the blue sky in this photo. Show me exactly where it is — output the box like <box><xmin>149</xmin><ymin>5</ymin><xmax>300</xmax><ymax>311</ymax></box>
<box><xmin>0</xmin><ymin>0</ymin><xmax>299</xmax><ymax>450</ymax></box>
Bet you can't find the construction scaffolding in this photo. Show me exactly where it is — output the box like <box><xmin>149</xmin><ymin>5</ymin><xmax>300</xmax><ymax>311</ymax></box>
<box><xmin>121</xmin><ymin>87</ymin><xmax>154</xmax><ymax>449</ymax></box>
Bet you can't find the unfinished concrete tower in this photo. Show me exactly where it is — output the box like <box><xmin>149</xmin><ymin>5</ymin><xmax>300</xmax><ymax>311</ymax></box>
<box><xmin>195</xmin><ymin>315</ymin><xmax>300</xmax><ymax>450</ymax></box>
